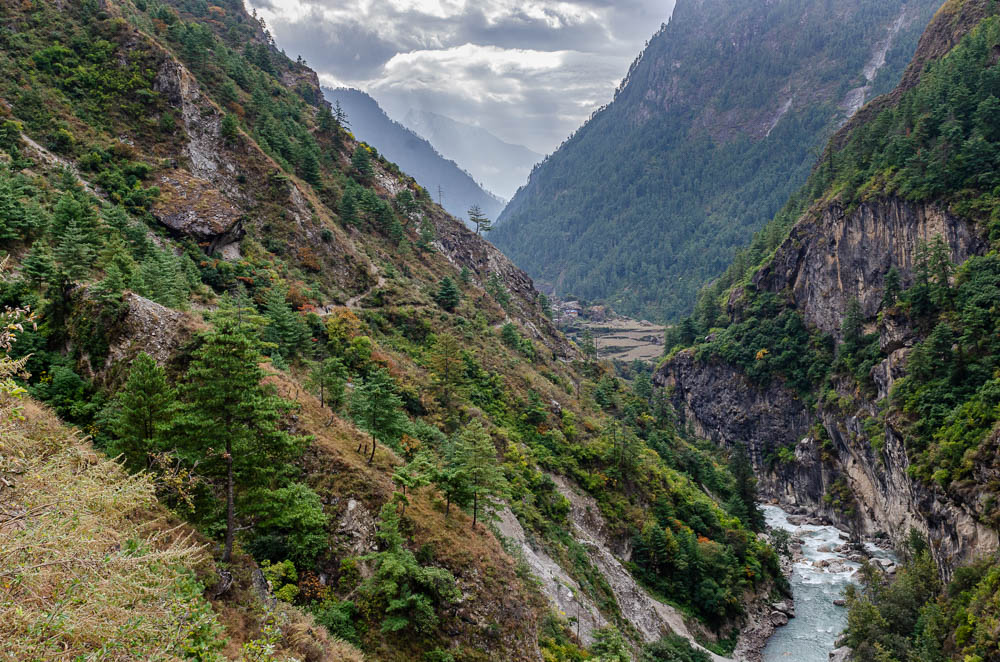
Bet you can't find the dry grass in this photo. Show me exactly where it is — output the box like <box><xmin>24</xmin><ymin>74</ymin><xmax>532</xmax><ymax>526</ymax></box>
<box><xmin>0</xmin><ymin>397</ymin><xmax>220</xmax><ymax>661</ymax></box>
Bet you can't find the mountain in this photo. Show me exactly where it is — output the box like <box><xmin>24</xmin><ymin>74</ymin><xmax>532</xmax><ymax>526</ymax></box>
<box><xmin>492</xmin><ymin>0</ymin><xmax>941</xmax><ymax>322</ymax></box>
<box><xmin>324</xmin><ymin>87</ymin><xmax>505</xmax><ymax>226</ymax></box>
<box><xmin>0</xmin><ymin>1</ymin><xmax>787</xmax><ymax>660</ymax></box>
<box><xmin>403</xmin><ymin>109</ymin><xmax>542</xmax><ymax>200</ymax></box>
<box><xmin>659</xmin><ymin>0</ymin><xmax>1000</xmax><ymax>657</ymax></box>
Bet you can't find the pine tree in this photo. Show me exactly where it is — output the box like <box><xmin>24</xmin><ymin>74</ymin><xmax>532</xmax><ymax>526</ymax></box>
<box><xmin>55</xmin><ymin>219</ymin><xmax>95</xmax><ymax>283</ymax></box>
<box><xmin>109</xmin><ymin>352</ymin><xmax>175</xmax><ymax>469</ymax></box>
<box><xmin>298</xmin><ymin>147</ymin><xmax>321</xmax><ymax>185</ymax></box>
<box><xmin>221</xmin><ymin>113</ymin><xmax>240</xmax><ymax>144</ymax></box>
<box><xmin>262</xmin><ymin>284</ymin><xmax>309</xmax><ymax>359</ymax></box>
<box><xmin>307</xmin><ymin>356</ymin><xmax>347</xmax><ymax>410</ymax></box>
<box><xmin>349</xmin><ymin>368</ymin><xmax>408</xmax><ymax>465</ymax></box>
<box><xmin>417</xmin><ymin>218</ymin><xmax>435</xmax><ymax>251</ymax></box>
<box><xmin>581</xmin><ymin>328</ymin><xmax>598</xmax><ymax>363</ymax></box>
<box><xmin>455</xmin><ymin>420</ymin><xmax>507</xmax><ymax>529</ymax></box>
<box><xmin>429</xmin><ymin>333</ymin><xmax>465</xmax><ymax>411</ymax></box>
<box><xmin>433</xmin><ymin>277</ymin><xmax>460</xmax><ymax>312</ymax></box>
<box><xmin>21</xmin><ymin>242</ymin><xmax>55</xmax><ymax>288</ymax></box>
<box><xmin>882</xmin><ymin>266</ymin><xmax>901</xmax><ymax>309</ymax></box>
<box><xmin>841</xmin><ymin>297</ymin><xmax>864</xmax><ymax>351</ymax></box>
<box><xmin>730</xmin><ymin>444</ymin><xmax>764</xmax><ymax>531</ymax></box>
<box><xmin>173</xmin><ymin>319</ymin><xmax>307</xmax><ymax>562</ymax></box>
<box><xmin>333</xmin><ymin>101</ymin><xmax>349</xmax><ymax>129</ymax></box>
<box><xmin>360</xmin><ymin>504</ymin><xmax>459</xmax><ymax>634</ymax></box>
<box><xmin>351</xmin><ymin>145</ymin><xmax>374</xmax><ymax>180</ymax></box>
<box><xmin>339</xmin><ymin>188</ymin><xmax>359</xmax><ymax>226</ymax></box>
<box><xmin>468</xmin><ymin>205</ymin><xmax>492</xmax><ymax>235</ymax></box>
<box><xmin>0</xmin><ymin>176</ymin><xmax>24</xmax><ymax>241</ymax></box>
<box><xmin>928</xmin><ymin>235</ymin><xmax>953</xmax><ymax>309</ymax></box>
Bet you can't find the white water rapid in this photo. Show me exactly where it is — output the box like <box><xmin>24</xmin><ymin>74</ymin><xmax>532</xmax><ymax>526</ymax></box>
<box><xmin>760</xmin><ymin>505</ymin><xmax>893</xmax><ymax>662</ymax></box>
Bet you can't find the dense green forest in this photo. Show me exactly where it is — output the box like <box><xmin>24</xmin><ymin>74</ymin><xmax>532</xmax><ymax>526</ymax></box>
<box><xmin>493</xmin><ymin>0</ymin><xmax>938</xmax><ymax>322</ymax></box>
<box><xmin>0</xmin><ymin>1</ymin><xmax>785</xmax><ymax>660</ymax></box>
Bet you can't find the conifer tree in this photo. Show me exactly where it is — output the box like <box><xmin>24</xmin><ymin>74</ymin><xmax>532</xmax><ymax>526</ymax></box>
<box><xmin>349</xmin><ymin>368</ymin><xmax>408</xmax><ymax>465</ymax></box>
<box><xmin>333</xmin><ymin>101</ymin><xmax>349</xmax><ymax>129</ymax></box>
<box><xmin>0</xmin><ymin>176</ymin><xmax>24</xmax><ymax>241</ymax></box>
<box><xmin>360</xmin><ymin>503</ymin><xmax>459</xmax><ymax>634</ymax></box>
<box><xmin>55</xmin><ymin>219</ymin><xmax>95</xmax><ymax>283</ymax></box>
<box><xmin>262</xmin><ymin>284</ymin><xmax>309</xmax><ymax>359</ymax></box>
<box><xmin>307</xmin><ymin>356</ymin><xmax>348</xmax><ymax>410</ymax></box>
<box><xmin>433</xmin><ymin>277</ymin><xmax>460</xmax><ymax>312</ymax></box>
<box><xmin>416</xmin><ymin>218</ymin><xmax>435</xmax><ymax>251</ymax></box>
<box><xmin>109</xmin><ymin>352</ymin><xmax>175</xmax><ymax>468</ymax></box>
<box><xmin>729</xmin><ymin>444</ymin><xmax>764</xmax><ymax>531</ymax></box>
<box><xmin>351</xmin><ymin>145</ymin><xmax>374</xmax><ymax>180</ymax></box>
<box><xmin>173</xmin><ymin>319</ymin><xmax>308</xmax><ymax>562</ymax></box>
<box><xmin>339</xmin><ymin>188</ymin><xmax>359</xmax><ymax>226</ymax></box>
<box><xmin>455</xmin><ymin>420</ymin><xmax>507</xmax><ymax>529</ymax></box>
<box><xmin>841</xmin><ymin>297</ymin><xmax>864</xmax><ymax>351</ymax></box>
<box><xmin>468</xmin><ymin>205</ymin><xmax>492</xmax><ymax>235</ymax></box>
<box><xmin>429</xmin><ymin>333</ymin><xmax>465</xmax><ymax>411</ymax></box>
<box><xmin>21</xmin><ymin>242</ymin><xmax>55</xmax><ymax>288</ymax></box>
<box><xmin>882</xmin><ymin>266</ymin><xmax>901</xmax><ymax>309</ymax></box>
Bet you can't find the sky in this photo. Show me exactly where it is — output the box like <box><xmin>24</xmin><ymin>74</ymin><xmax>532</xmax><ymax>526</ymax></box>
<box><xmin>245</xmin><ymin>0</ymin><xmax>677</xmax><ymax>154</ymax></box>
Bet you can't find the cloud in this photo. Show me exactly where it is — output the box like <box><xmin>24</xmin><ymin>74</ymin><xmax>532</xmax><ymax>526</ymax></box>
<box><xmin>247</xmin><ymin>0</ymin><xmax>675</xmax><ymax>152</ymax></box>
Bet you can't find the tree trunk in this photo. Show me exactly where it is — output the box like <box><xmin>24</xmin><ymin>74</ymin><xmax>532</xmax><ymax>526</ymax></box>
<box><xmin>320</xmin><ymin>382</ymin><xmax>325</xmax><ymax>409</ymax></box>
<box><xmin>446</xmin><ymin>492</ymin><xmax>451</xmax><ymax>517</ymax></box>
<box><xmin>223</xmin><ymin>441</ymin><xmax>235</xmax><ymax>563</ymax></box>
<box><xmin>368</xmin><ymin>434</ymin><xmax>376</xmax><ymax>465</ymax></box>
<box><xmin>473</xmin><ymin>490</ymin><xmax>478</xmax><ymax>529</ymax></box>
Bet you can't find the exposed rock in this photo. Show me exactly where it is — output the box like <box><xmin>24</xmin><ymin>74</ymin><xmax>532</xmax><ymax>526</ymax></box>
<box><xmin>548</xmin><ymin>475</ymin><xmax>730</xmax><ymax>661</ymax></box>
<box><xmin>335</xmin><ymin>499</ymin><xmax>377</xmax><ymax>570</ymax></box>
<box><xmin>833</xmin><ymin>599</ymin><xmax>847</xmax><ymax>607</ymax></box>
<box><xmin>752</xmin><ymin>197</ymin><xmax>987</xmax><ymax>338</ymax></box>
<box><xmin>829</xmin><ymin>646</ymin><xmax>853</xmax><ymax>662</ymax></box>
<box><xmin>494</xmin><ymin>507</ymin><xmax>606</xmax><ymax>645</ymax></box>
<box><xmin>769</xmin><ymin>611</ymin><xmax>789</xmax><ymax>627</ymax></box>
<box><xmin>152</xmin><ymin>168</ymin><xmax>243</xmax><ymax>246</ymax></box>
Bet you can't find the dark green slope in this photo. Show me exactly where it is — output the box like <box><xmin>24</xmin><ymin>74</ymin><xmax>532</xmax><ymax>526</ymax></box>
<box><xmin>493</xmin><ymin>0</ymin><xmax>939</xmax><ymax>322</ymax></box>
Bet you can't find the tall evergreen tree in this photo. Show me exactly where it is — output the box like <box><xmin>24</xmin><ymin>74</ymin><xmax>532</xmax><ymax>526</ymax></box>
<box><xmin>882</xmin><ymin>266</ymin><xmax>902</xmax><ymax>308</ymax></box>
<box><xmin>433</xmin><ymin>277</ymin><xmax>460</xmax><ymax>312</ymax></box>
<box><xmin>468</xmin><ymin>205</ymin><xmax>492</xmax><ymax>235</ymax></box>
<box><xmin>109</xmin><ymin>352</ymin><xmax>175</xmax><ymax>469</ymax></box>
<box><xmin>55</xmin><ymin>219</ymin><xmax>95</xmax><ymax>284</ymax></box>
<box><xmin>730</xmin><ymin>444</ymin><xmax>764</xmax><ymax>532</ymax></box>
<box><xmin>349</xmin><ymin>368</ymin><xmax>408</xmax><ymax>465</ymax></box>
<box><xmin>455</xmin><ymin>420</ymin><xmax>507</xmax><ymax>529</ymax></box>
<box><xmin>262</xmin><ymin>284</ymin><xmax>309</xmax><ymax>359</ymax></box>
<box><xmin>429</xmin><ymin>333</ymin><xmax>465</xmax><ymax>412</ymax></box>
<box><xmin>307</xmin><ymin>356</ymin><xmax>348</xmax><ymax>410</ymax></box>
<box><xmin>173</xmin><ymin>319</ymin><xmax>308</xmax><ymax>562</ymax></box>
<box><xmin>351</xmin><ymin>145</ymin><xmax>374</xmax><ymax>181</ymax></box>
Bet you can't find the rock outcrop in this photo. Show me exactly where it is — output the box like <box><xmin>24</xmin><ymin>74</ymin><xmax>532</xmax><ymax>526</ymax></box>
<box><xmin>752</xmin><ymin>196</ymin><xmax>987</xmax><ymax>337</ymax></box>
<box><xmin>657</xmin><ymin>190</ymin><xmax>997</xmax><ymax>573</ymax></box>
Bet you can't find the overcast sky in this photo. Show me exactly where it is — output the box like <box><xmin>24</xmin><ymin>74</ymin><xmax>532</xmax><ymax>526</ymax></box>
<box><xmin>245</xmin><ymin>0</ymin><xmax>676</xmax><ymax>153</ymax></box>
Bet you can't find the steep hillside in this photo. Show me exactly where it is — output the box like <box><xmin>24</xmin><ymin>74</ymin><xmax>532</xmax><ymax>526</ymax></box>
<box><xmin>324</xmin><ymin>87</ymin><xmax>506</xmax><ymax>225</ymax></box>
<box><xmin>403</xmin><ymin>109</ymin><xmax>541</xmax><ymax>201</ymax></box>
<box><xmin>0</xmin><ymin>1</ymin><xmax>784</xmax><ymax>661</ymax></box>
<box><xmin>493</xmin><ymin>0</ymin><xmax>940</xmax><ymax>322</ymax></box>
<box><xmin>657</xmin><ymin>0</ymin><xmax>1000</xmax><ymax>658</ymax></box>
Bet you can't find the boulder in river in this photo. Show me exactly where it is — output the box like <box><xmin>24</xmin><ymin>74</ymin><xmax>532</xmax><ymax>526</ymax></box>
<box><xmin>830</xmin><ymin>646</ymin><xmax>853</xmax><ymax>662</ymax></box>
<box><xmin>770</xmin><ymin>611</ymin><xmax>789</xmax><ymax>627</ymax></box>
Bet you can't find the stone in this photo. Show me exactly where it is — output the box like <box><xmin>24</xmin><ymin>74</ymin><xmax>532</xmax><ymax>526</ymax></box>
<box><xmin>833</xmin><ymin>599</ymin><xmax>847</xmax><ymax>607</ymax></box>
<box><xmin>770</xmin><ymin>611</ymin><xmax>789</xmax><ymax>627</ymax></box>
<box><xmin>829</xmin><ymin>646</ymin><xmax>853</xmax><ymax>662</ymax></box>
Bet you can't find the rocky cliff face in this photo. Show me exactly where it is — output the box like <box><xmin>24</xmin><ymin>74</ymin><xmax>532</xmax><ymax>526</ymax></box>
<box><xmin>750</xmin><ymin>197</ymin><xmax>987</xmax><ymax>337</ymax></box>
<box><xmin>658</xmin><ymin>189</ymin><xmax>999</xmax><ymax>576</ymax></box>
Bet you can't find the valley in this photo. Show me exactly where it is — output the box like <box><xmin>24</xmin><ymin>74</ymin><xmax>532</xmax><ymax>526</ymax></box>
<box><xmin>4</xmin><ymin>0</ymin><xmax>1000</xmax><ymax>661</ymax></box>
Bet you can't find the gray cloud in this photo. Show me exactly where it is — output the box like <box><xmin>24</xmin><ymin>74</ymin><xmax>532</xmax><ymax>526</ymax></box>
<box><xmin>248</xmin><ymin>0</ymin><xmax>675</xmax><ymax>153</ymax></box>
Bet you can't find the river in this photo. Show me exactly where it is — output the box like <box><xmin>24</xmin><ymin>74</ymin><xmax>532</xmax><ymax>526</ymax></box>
<box><xmin>760</xmin><ymin>505</ymin><xmax>893</xmax><ymax>662</ymax></box>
